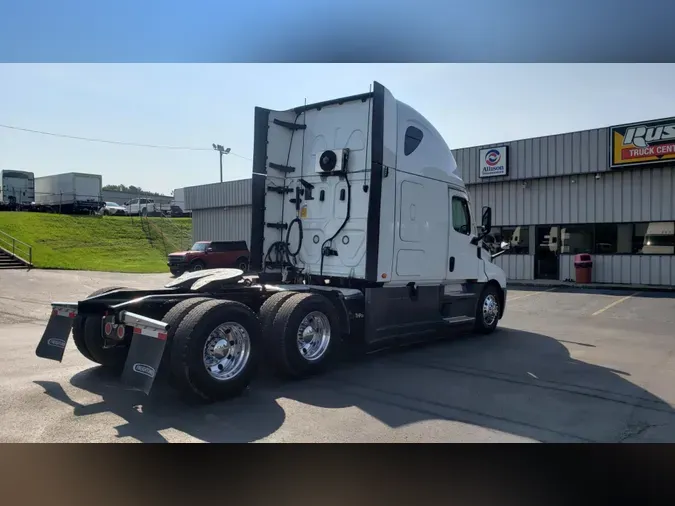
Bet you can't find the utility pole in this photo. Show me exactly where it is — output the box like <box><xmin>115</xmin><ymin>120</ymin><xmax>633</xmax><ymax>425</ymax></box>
<box><xmin>212</xmin><ymin>144</ymin><xmax>231</xmax><ymax>183</ymax></box>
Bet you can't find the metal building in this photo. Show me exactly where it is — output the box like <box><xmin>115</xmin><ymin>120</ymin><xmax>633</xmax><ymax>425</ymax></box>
<box><xmin>184</xmin><ymin>178</ymin><xmax>252</xmax><ymax>246</ymax></box>
<box><xmin>453</xmin><ymin>116</ymin><xmax>675</xmax><ymax>286</ymax></box>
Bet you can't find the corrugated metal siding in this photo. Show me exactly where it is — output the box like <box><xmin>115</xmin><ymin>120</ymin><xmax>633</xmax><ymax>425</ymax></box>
<box><xmin>492</xmin><ymin>254</ymin><xmax>534</xmax><ymax>281</ymax></box>
<box><xmin>560</xmin><ymin>254</ymin><xmax>675</xmax><ymax>286</ymax></box>
<box><xmin>192</xmin><ymin>206</ymin><xmax>252</xmax><ymax>246</ymax></box>
<box><xmin>467</xmin><ymin>166</ymin><xmax>675</xmax><ymax>226</ymax></box>
<box><xmin>452</xmin><ymin>128</ymin><xmax>609</xmax><ymax>184</ymax></box>
<box><xmin>185</xmin><ymin>179</ymin><xmax>252</xmax><ymax>210</ymax></box>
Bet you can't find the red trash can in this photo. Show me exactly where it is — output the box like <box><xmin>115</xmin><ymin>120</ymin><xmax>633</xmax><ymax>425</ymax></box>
<box><xmin>574</xmin><ymin>253</ymin><xmax>593</xmax><ymax>283</ymax></box>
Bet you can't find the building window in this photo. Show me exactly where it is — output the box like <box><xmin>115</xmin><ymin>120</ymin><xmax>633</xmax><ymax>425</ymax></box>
<box><xmin>503</xmin><ymin>226</ymin><xmax>530</xmax><ymax>254</ymax></box>
<box><xmin>561</xmin><ymin>225</ymin><xmax>594</xmax><ymax>255</ymax></box>
<box><xmin>594</xmin><ymin>223</ymin><xmax>633</xmax><ymax>254</ymax></box>
<box><xmin>634</xmin><ymin>222</ymin><xmax>675</xmax><ymax>255</ymax></box>
<box><xmin>404</xmin><ymin>126</ymin><xmax>423</xmax><ymax>156</ymax></box>
<box><xmin>487</xmin><ymin>226</ymin><xmax>529</xmax><ymax>254</ymax></box>
<box><xmin>451</xmin><ymin>196</ymin><xmax>471</xmax><ymax>235</ymax></box>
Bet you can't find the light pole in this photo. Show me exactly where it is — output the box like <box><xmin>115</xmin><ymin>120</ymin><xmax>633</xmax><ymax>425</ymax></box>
<box><xmin>212</xmin><ymin>144</ymin><xmax>231</xmax><ymax>183</ymax></box>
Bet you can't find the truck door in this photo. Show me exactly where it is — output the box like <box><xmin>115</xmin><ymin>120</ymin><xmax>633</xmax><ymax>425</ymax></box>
<box><xmin>447</xmin><ymin>188</ymin><xmax>480</xmax><ymax>282</ymax></box>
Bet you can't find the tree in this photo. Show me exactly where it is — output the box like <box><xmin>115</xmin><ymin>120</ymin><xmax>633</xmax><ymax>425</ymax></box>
<box><xmin>102</xmin><ymin>184</ymin><xmax>165</xmax><ymax>197</ymax></box>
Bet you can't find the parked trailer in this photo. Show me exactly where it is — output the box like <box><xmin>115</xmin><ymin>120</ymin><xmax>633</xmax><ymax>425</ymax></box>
<box><xmin>34</xmin><ymin>172</ymin><xmax>103</xmax><ymax>214</ymax></box>
<box><xmin>35</xmin><ymin>82</ymin><xmax>511</xmax><ymax>403</ymax></box>
<box><xmin>0</xmin><ymin>170</ymin><xmax>35</xmax><ymax>207</ymax></box>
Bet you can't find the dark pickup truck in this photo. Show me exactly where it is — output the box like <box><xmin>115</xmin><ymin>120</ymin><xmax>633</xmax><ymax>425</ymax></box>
<box><xmin>167</xmin><ymin>240</ymin><xmax>249</xmax><ymax>276</ymax></box>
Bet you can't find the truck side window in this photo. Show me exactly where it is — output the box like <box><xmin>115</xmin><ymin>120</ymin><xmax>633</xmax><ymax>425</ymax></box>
<box><xmin>451</xmin><ymin>196</ymin><xmax>471</xmax><ymax>236</ymax></box>
<box><xmin>404</xmin><ymin>126</ymin><xmax>423</xmax><ymax>156</ymax></box>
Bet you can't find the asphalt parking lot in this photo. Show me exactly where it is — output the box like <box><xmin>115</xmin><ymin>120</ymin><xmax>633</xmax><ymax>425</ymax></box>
<box><xmin>1</xmin><ymin>268</ymin><xmax>674</xmax><ymax>443</ymax></box>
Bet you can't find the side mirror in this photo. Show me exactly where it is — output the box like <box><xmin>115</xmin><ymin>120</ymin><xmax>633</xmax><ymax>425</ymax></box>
<box><xmin>206</xmin><ymin>247</ymin><xmax>213</xmax><ymax>253</ymax></box>
<box><xmin>481</xmin><ymin>206</ymin><xmax>492</xmax><ymax>234</ymax></box>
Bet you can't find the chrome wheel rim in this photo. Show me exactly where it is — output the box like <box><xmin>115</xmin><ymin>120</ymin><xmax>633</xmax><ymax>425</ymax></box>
<box><xmin>202</xmin><ymin>322</ymin><xmax>251</xmax><ymax>381</ymax></box>
<box><xmin>296</xmin><ymin>311</ymin><xmax>331</xmax><ymax>362</ymax></box>
<box><xmin>482</xmin><ymin>294</ymin><xmax>499</xmax><ymax>326</ymax></box>
<box><xmin>193</xmin><ymin>263</ymin><xmax>203</xmax><ymax>271</ymax></box>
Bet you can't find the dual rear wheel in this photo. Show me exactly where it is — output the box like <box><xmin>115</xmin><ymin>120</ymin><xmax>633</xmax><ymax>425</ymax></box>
<box><xmin>74</xmin><ymin>287</ymin><xmax>340</xmax><ymax>403</ymax></box>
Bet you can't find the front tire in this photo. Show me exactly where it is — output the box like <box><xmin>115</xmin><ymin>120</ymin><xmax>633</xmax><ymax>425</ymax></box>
<box><xmin>474</xmin><ymin>284</ymin><xmax>501</xmax><ymax>334</ymax></box>
<box><xmin>190</xmin><ymin>260</ymin><xmax>206</xmax><ymax>272</ymax></box>
<box><xmin>266</xmin><ymin>292</ymin><xmax>341</xmax><ymax>379</ymax></box>
<box><xmin>169</xmin><ymin>299</ymin><xmax>261</xmax><ymax>402</ymax></box>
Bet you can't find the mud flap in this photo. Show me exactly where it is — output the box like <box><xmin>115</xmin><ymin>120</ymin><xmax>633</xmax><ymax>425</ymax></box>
<box><xmin>121</xmin><ymin>325</ymin><xmax>168</xmax><ymax>395</ymax></box>
<box><xmin>35</xmin><ymin>307</ymin><xmax>77</xmax><ymax>362</ymax></box>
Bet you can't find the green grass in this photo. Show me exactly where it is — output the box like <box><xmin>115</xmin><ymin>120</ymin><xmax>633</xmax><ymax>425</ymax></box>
<box><xmin>0</xmin><ymin>213</ymin><xmax>193</xmax><ymax>273</ymax></box>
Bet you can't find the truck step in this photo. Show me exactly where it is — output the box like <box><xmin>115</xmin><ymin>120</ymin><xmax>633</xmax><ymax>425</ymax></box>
<box><xmin>442</xmin><ymin>316</ymin><xmax>475</xmax><ymax>325</ymax></box>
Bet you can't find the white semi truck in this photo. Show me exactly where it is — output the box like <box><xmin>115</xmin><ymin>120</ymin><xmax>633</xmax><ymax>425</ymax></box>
<box><xmin>35</xmin><ymin>82</ymin><xmax>510</xmax><ymax>403</ymax></box>
<box><xmin>640</xmin><ymin>222</ymin><xmax>675</xmax><ymax>255</ymax></box>
<box><xmin>0</xmin><ymin>170</ymin><xmax>35</xmax><ymax>207</ymax></box>
<box><xmin>34</xmin><ymin>172</ymin><xmax>103</xmax><ymax>214</ymax></box>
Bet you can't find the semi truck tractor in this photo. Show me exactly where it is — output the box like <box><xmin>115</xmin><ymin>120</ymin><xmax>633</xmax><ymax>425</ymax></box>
<box><xmin>35</xmin><ymin>82</ymin><xmax>510</xmax><ymax>403</ymax></box>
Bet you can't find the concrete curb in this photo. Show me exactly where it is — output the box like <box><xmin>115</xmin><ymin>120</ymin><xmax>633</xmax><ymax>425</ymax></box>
<box><xmin>508</xmin><ymin>280</ymin><xmax>675</xmax><ymax>293</ymax></box>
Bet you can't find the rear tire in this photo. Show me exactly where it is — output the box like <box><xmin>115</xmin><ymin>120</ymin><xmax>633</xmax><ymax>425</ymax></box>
<box><xmin>72</xmin><ymin>286</ymin><xmax>128</xmax><ymax>363</ymax></box>
<box><xmin>259</xmin><ymin>291</ymin><xmax>297</xmax><ymax>336</ymax></box>
<box><xmin>235</xmin><ymin>256</ymin><xmax>249</xmax><ymax>271</ymax></box>
<box><xmin>169</xmin><ymin>299</ymin><xmax>261</xmax><ymax>402</ymax></box>
<box><xmin>160</xmin><ymin>297</ymin><xmax>211</xmax><ymax>375</ymax></box>
<box><xmin>474</xmin><ymin>284</ymin><xmax>501</xmax><ymax>334</ymax></box>
<box><xmin>266</xmin><ymin>292</ymin><xmax>341</xmax><ymax>379</ymax></box>
<box><xmin>82</xmin><ymin>317</ymin><xmax>130</xmax><ymax>371</ymax></box>
<box><xmin>258</xmin><ymin>291</ymin><xmax>296</xmax><ymax>365</ymax></box>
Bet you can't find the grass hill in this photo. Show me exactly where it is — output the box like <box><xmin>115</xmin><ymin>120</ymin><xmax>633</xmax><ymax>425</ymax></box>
<box><xmin>0</xmin><ymin>213</ymin><xmax>193</xmax><ymax>273</ymax></box>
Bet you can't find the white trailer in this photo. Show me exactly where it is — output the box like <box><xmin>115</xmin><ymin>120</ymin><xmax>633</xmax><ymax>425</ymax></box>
<box><xmin>34</xmin><ymin>172</ymin><xmax>103</xmax><ymax>213</ymax></box>
<box><xmin>0</xmin><ymin>170</ymin><xmax>35</xmax><ymax>206</ymax></box>
<box><xmin>172</xmin><ymin>187</ymin><xmax>189</xmax><ymax>212</ymax></box>
<box><xmin>35</xmin><ymin>82</ymin><xmax>510</xmax><ymax>403</ymax></box>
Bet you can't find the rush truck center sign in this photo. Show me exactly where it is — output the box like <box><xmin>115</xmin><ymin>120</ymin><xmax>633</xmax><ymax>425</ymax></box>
<box><xmin>610</xmin><ymin>117</ymin><xmax>675</xmax><ymax>169</ymax></box>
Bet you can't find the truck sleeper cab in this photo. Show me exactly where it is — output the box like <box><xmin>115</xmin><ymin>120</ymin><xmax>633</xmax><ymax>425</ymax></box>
<box><xmin>35</xmin><ymin>82</ymin><xmax>508</xmax><ymax>404</ymax></box>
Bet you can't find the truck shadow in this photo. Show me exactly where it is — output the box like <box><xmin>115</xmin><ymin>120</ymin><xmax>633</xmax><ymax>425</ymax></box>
<box><xmin>35</xmin><ymin>327</ymin><xmax>675</xmax><ymax>443</ymax></box>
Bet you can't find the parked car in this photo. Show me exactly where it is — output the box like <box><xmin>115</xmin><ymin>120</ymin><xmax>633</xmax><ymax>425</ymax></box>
<box><xmin>167</xmin><ymin>240</ymin><xmax>250</xmax><ymax>276</ymax></box>
<box><xmin>125</xmin><ymin>197</ymin><xmax>158</xmax><ymax>216</ymax></box>
<box><xmin>98</xmin><ymin>201</ymin><xmax>127</xmax><ymax>216</ymax></box>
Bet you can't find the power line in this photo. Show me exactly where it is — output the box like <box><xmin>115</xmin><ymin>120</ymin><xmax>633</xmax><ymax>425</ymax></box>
<box><xmin>0</xmin><ymin>123</ymin><xmax>252</xmax><ymax>161</ymax></box>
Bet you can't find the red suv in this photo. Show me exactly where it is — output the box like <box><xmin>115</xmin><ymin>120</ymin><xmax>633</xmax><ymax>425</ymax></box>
<box><xmin>167</xmin><ymin>240</ymin><xmax>250</xmax><ymax>276</ymax></box>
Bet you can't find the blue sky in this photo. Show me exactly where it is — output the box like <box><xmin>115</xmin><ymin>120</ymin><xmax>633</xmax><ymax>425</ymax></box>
<box><xmin>1</xmin><ymin>64</ymin><xmax>674</xmax><ymax>195</ymax></box>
